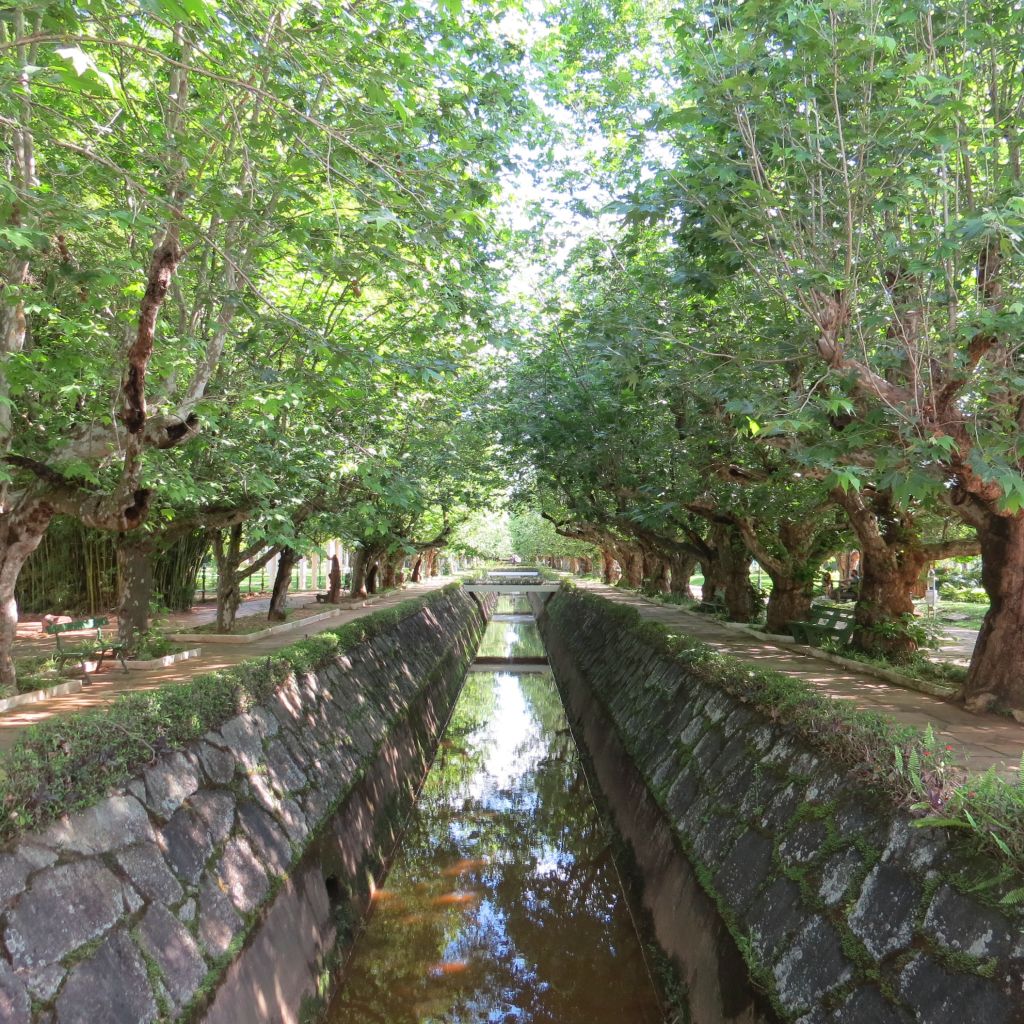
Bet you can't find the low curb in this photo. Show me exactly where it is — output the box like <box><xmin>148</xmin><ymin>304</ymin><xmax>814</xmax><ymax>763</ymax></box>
<box><xmin>0</xmin><ymin>677</ymin><xmax>86</xmax><ymax>714</ymax></box>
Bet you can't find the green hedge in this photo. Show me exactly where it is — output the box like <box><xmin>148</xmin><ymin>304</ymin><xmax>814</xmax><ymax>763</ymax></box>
<box><xmin>0</xmin><ymin>583</ymin><xmax>464</xmax><ymax>844</ymax></box>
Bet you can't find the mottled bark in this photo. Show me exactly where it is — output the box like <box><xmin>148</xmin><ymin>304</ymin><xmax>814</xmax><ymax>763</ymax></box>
<box><xmin>764</xmin><ymin>582</ymin><xmax>812</xmax><ymax>635</ymax></box>
<box><xmin>718</xmin><ymin>527</ymin><xmax>758</xmax><ymax>622</ymax></box>
<box><xmin>669</xmin><ymin>552</ymin><xmax>697</xmax><ymax>598</ymax></box>
<box><xmin>601</xmin><ymin>548</ymin><xmax>617</xmax><ymax>584</ymax></box>
<box><xmin>963</xmin><ymin>515</ymin><xmax>1024</xmax><ymax>710</ymax></box>
<box><xmin>117</xmin><ymin>534</ymin><xmax>153</xmax><ymax>654</ymax></box>
<box><xmin>328</xmin><ymin>554</ymin><xmax>343</xmax><ymax>602</ymax></box>
<box><xmin>268</xmin><ymin>546</ymin><xmax>298</xmax><ymax>621</ymax></box>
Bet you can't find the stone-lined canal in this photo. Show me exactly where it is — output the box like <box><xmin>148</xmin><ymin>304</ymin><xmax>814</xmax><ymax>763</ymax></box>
<box><xmin>324</xmin><ymin>602</ymin><xmax>663</xmax><ymax>1023</ymax></box>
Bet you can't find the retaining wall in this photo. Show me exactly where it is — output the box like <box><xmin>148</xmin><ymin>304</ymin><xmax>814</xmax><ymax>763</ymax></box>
<box><xmin>537</xmin><ymin>588</ymin><xmax>1024</xmax><ymax>1024</ymax></box>
<box><xmin>0</xmin><ymin>587</ymin><xmax>487</xmax><ymax>1024</ymax></box>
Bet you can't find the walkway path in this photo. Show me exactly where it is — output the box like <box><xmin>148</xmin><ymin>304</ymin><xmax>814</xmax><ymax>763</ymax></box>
<box><xmin>0</xmin><ymin>578</ymin><xmax>454</xmax><ymax>753</ymax></box>
<box><xmin>579</xmin><ymin>582</ymin><xmax>1024</xmax><ymax>778</ymax></box>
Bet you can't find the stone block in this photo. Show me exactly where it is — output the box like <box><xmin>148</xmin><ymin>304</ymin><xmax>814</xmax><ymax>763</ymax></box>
<box><xmin>39</xmin><ymin>795</ymin><xmax>154</xmax><ymax>855</ymax></box>
<box><xmin>250</xmin><ymin>705</ymin><xmax>279</xmax><ymax>737</ymax></box>
<box><xmin>849</xmin><ymin>863</ymin><xmax>920</xmax><ymax>960</ymax></box>
<box><xmin>264</xmin><ymin>738</ymin><xmax>307</xmax><ymax>794</ymax></box>
<box><xmin>190</xmin><ymin>790</ymin><xmax>236</xmax><ymax>846</ymax></box>
<box><xmin>743</xmin><ymin>877</ymin><xmax>806</xmax><ymax>962</ymax></box>
<box><xmin>0</xmin><ymin>960</ymin><xmax>31</xmax><ymax>1024</ymax></box>
<box><xmin>831</xmin><ymin>986</ymin><xmax>913</xmax><ymax>1024</ymax></box>
<box><xmin>116</xmin><ymin>842</ymin><xmax>184</xmax><ymax>905</ymax></box>
<box><xmin>217</xmin><ymin>714</ymin><xmax>265</xmax><ymax>768</ymax></box>
<box><xmin>692</xmin><ymin>813</ymin><xmax>739</xmax><ymax>871</ymax></box>
<box><xmin>5</xmin><ymin>860</ymin><xmax>127</xmax><ymax>969</ymax></box>
<box><xmin>817</xmin><ymin>847</ymin><xmax>863</xmax><ymax>908</ymax></box>
<box><xmin>778</xmin><ymin>818</ymin><xmax>830</xmax><ymax>869</ymax></box>
<box><xmin>21</xmin><ymin>962</ymin><xmax>65</xmax><ymax>1001</ymax></box>
<box><xmin>773</xmin><ymin>916</ymin><xmax>853</xmax><ymax>1014</ymax></box>
<box><xmin>137</xmin><ymin>904</ymin><xmax>207</xmax><ymax>1009</ymax></box>
<box><xmin>897</xmin><ymin>954</ymin><xmax>1017</xmax><ymax>1024</ymax></box>
<box><xmin>54</xmin><ymin>930</ymin><xmax>157</xmax><ymax>1024</ymax></box>
<box><xmin>277</xmin><ymin>797</ymin><xmax>310</xmax><ymax>844</ymax></box>
<box><xmin>216</xmin><ymin>836</ymin><xmax>269</xmax><ymax>913</ymax></box>
<box><xmin>236</xmin><ymin>800</ymin><xmax>292</xmax><ymax>876</ymax></box>
<box><xmin>759</xmin><ymin>781</ymin><xmax>802</xmax><ymax>833</ymax></box>
<box><xmin>197</xmin><ymin>741</ymin><xmax>236</xmax><ymax>785</ymax></box>
<box><xmin>714</xmin><ymin>828</ymin><xmax>774</xmax><ymax>914</ymax></box>
<box><xmin>923</xmin><ymin>884</ymin><xmax>1015</xmax><ymax>960</ymax></box>
<box><xmin>160</xmin><ymin>804</ymin><xmax>215</xmax><ymax>885</ymax></box>
<box><xmin>197</xmin><ymin>874</ymin><xmax>244</xmax><ymax>958</ymax></box>
<box><xmin>143</xmin><ymin>752</ymin><xmax>201</xmax><ymax>820</ymax></box>
<box><xmin>0</xmin><ymin>844</ymin><xmax>56</xmax><ymax>904</ymax></box>
<box><xmin>691</xmin><ymin>728</ymin><xmax>726</xmax><ymax>770</ymax></box>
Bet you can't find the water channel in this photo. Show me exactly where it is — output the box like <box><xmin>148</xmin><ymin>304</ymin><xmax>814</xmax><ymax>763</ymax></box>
<box><xmin>324</xmin><ymin>599</ymin><xmax>664</xmax><ymax>1024</ymax></box>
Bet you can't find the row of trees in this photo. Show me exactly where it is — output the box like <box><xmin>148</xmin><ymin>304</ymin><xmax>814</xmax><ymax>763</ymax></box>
<box><xmin>503</xmin><ymin>0</ymin><xmax>1024</xmax><ymax>711</ymax></box>
<box><xmin>0</xmin><ymin>0</ymin><xmax>529</xmax><ymax>687</ymax></box>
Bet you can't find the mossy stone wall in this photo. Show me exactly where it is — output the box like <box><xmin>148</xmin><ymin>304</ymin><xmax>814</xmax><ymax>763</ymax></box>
<box><xmin>539</xmin><ymin>588</ymin><xmax>1023</xmax><ymax>1024</ymax></box>
<box><xmin>0</xmin><ymin>588</ymin><xmax>486</xmax><ymax>1024</ymax></box>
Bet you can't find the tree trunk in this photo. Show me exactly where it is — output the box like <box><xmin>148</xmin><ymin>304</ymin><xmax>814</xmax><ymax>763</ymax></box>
<box><xmin>964</xmin><ymin>514</ymin><xmax>1024</xmax><ymax>712</ymax></box>
<box><xmin>0</xmin><ymin>496</ymin><xmax>54</xmax><ymax>691</ymax></box>
<box><xmin>718</xmin><ymin>527</ymin><xmax>757</xmax><ymax>622</ymax></box>
<box><xmin>616</xmin><ymin>546</ymin><xmax>643</xmax><ymax>588</ymax></box>
<box><xmin>600</xmin><ymin>548</ymin><xmax>616</xmax><ymax>584</ymax></box>
<box><xmin>670</xmin><ymin>552</ymin><xmax>697</xmax><ymax>598</ymax></box>
<box><xmin>117</xmin><ymin>535</ymin><xmax>153</xmax><ymax>654</ymax></box>
<box><xmin>213</xmin><ymin>524</ymin><xmax>243</xmax><ymax>633</ymax></box>
<box><xmin>268</xmin><ymin>546</ymin><xmax>298</xmax><ymax>621</ymax></box>
<box><xmin>382</xmin><ymin>556</ymin><xmax>401</xmax><ymax>590</ymax></box>
<box><xmin>215</xmin><ymin>572</ymin><xmax>241</xmax><ymax>633</ymax></box>
<box><xmin>428</xmin><ymin>549</ymin><xmax>440</xmax><ymax>577</ymax></box>
<box><xmin>644</xmin><ymin>555</ymin><xmax>670</xmax><ymax>593</ymax></box>
<box><xmin>348</xmin><ymin>550</ymin><xmax>368</xmax><ymax>599</ymax></box>
<box><xmin>327</xmin><ymin>554</ymin><xmax>342</xmax><ymax>602</ymax></box>
<box><xmin>833</xmin><ymin>488</ymin><xmax>921</xmax><ymax>660</ymax></box>
<box><xmin>411</xmin><ymin>556</ymin><xmax>423</xmax><ymax>583</ymax></box>
<box><xmin>764</xmin><ymin>577</ymin><xmax>812</xmax><ymax>635</ymax></box>
<box><xmin>366</xmin><ymin>561</ymin><xmax>379</xmax><ymax>594</ymax></box>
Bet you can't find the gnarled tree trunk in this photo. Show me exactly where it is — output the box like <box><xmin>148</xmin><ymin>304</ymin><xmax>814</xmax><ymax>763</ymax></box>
<box><xmin>764</xmin><ymin>580</ymin><xmax>812</xmax><ymax>635</ymax></box>
<box><xmin>718</xmin><ymin>527</ymin><xmax>758</xmax><ymax>622</ymax></box>
<box><xmin>963</xmin><ymin>514</ymin><xmax>1024</xmax><ymax>712</ymax></box>
<box><xmin>670</xmin><ymin>552</ymin><xmax>697</xmax><ymax>599</ymax></box>
<box><xmin>601</xmin><ymin>548</ymin><xmax>616</xmax><ymax>584</ymax></box>
<box><xmin>411</xmin><ymin>555</ymin><xmax>423</xmax><ymax>583</ymax></box>
<box><xmin>348</xmin><ymin>549</ymin><xmax>368</xmax><ymax>599</ymax></box>
<box><xmin>327</xmin><ymin>554</ymin><xmax>342</xmax><ymax>603</ymax></box>
<box><xmin>117</xmin><ymin>534</ymin><xmax>153</xmax><ymax>654</ymax></box>
<box><xmin>0</xmin><ymin>496</ymin><xmax>53</xmax><ymax>691</ymax></box>
<box><xmin>366</xmin><ymin>561</ymin><xmax>379</xmax><ymax>594</ymax></box>
<box><xmin>268</xmin><ymin>546</ymin><xmax>298</xmax><ymax>621</ymax></box>
<box><xmin>616</xmin><ymin>545</ymin><xmax>643</xmax><ymax>588</ymax></box>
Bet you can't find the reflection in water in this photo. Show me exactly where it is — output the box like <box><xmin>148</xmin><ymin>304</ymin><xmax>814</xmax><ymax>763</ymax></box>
<box><xmin>325</xmin><ymin>618</ymin><xmax>663</xmax><ymax>1024</ymax></box>
<box><xmin>493</xmin><ymin>595</ymin><xmax>534</xmax><ymax>616</ymax></box>
<box><xmin>475</xmin><ymin>619</ymin><xmax>547</xmax><ymax>660</ymax></box>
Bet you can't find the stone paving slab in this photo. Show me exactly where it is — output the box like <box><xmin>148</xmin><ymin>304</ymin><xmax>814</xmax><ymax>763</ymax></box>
<box><xmin>0</xmin><ymin>579</ymin><xmax>454</xmax><ymax>753</ymax></box>
<box><xmin>579</xmin><ymin>582</ymin><xmax>1024</xmax><ymax>778</ymax></box>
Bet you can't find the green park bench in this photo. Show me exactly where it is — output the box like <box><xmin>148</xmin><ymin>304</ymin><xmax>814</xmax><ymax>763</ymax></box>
<box><xmin>44</xmin><ymin>617</ymin><xmax>128</xmax><ymax>673</ymax></box>
<box><xmin>789</xmin><ymin>606</ymin><xmax>857</xmax><ymax>647</ymax></box>
<box><xmin>697</xmin><ymin>594</ymin><xmax>727</xmax><ymax>615</ymax></box>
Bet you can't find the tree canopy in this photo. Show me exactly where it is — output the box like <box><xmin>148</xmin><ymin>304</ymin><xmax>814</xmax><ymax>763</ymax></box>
<box><xmin>4</xmin><ymin>0</ymin><xmax>1024</xmax><ymax>712</ymax></box>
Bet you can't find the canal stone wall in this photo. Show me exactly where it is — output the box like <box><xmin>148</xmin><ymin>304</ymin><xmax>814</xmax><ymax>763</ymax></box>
<box><xmin>0</xmin><ymin>587</ymin><xmax>488</xmax><ymax>1024</ymax></box>
<box><xmin>537</xmin><ymin>587</ymin><xmax>1024</xmax><ymax>1024</ymax></box>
